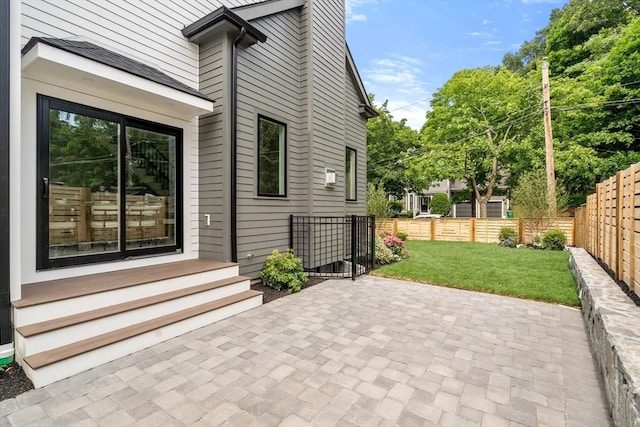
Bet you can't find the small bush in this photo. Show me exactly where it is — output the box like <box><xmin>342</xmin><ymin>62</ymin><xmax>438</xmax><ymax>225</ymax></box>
<box><xmin>396</xmin><ymin>232</ymin><xmax>408</xmax><ymax>241</ymax></box>
<box><xmin>498</xmin><ymin>227</ymin><xmax>518</xmax><ymax>247</ymax></box>
<box><xmin>389</xmin><ymin>201</ymin><xmax>403</xmax><ymax>216</ymax></box>
<box><xmin>383</xmin><ymin>234</ymin><xmax>410</xmax><ymax>261</ymax></box>
<box><xmin>430</xmin><ymin>193</ymin><xmax>451</xmax><ymax>216</ymax></box>
<box><xmin>542</xmin><ymin>230</ymin><xmax>567</xmax><ymax>250</ymax></box>
<box><xmin>260</xmin><ymin>249</ymin><xmax>307</xmax><ymax>293</ymax></box>
<box><xmin>397</xmin><ymin>210</ymin><xmax>413</xmax><ymax>218</ymax></box>
<box><xmin>375</xmin><ymin>236</ymin><xmax>395</xmax><ymax>265</ymax></box>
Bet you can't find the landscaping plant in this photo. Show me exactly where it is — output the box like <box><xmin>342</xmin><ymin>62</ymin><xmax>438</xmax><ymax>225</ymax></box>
<box><xmin>542</xmin><ymin>229</ymin><xmax>567</xmax><ymax>250</ymax></box>
<box><xmin>381</xmin><ymin>232</ymin><xmax>410</xmax><ymax>261</ymax></box>
<box><xmin>395</xmin><ymin>232</ymin><xmax>408</xmax><ymax>241</ymax></box>
<box><xmin>498</xmin><ymin>226</ymin><xmax>518</xmax><ymax>248</ymax></box>
<box><xmin>375</xmin><ymin>235</ymin><xmax>395</xmax><ymax>265</ymax></box>
<box><xmin>260</xmin><ymin>249</ymin><xmax>307</xmax><ymax>293</ymax></box>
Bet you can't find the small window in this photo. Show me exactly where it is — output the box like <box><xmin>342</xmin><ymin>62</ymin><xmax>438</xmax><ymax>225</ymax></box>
<box><xmin>258</xmin><ymin>115</ymin><xmax>286</xmax><ymax>197</ymax></box>
<box><xmin>345</xmin><ymin>148</ymin><xmax>357</xmax><ymax>201</ymax></box>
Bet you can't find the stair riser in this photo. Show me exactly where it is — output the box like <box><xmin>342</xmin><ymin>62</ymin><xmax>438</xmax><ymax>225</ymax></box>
<box><xmin>15</xmin><ymin>280</ymin><xmax>251</xmax><ymax>359</ymax></box>
<box><xmin>23</xmin><ymin>295</ymin><xmax>262</xmax><ymax>388</ymax></box>
<box><xmin>14</xmin><ymin>265</ymin><xmax>240</xmax><ymax>326</ymax></box>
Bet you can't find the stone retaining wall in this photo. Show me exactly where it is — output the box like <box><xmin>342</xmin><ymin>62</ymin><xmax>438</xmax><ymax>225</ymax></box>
<box><xmin>570</xmin><ymin>248</ymin><xmax>640</xmax><ymax>427</ymax></box>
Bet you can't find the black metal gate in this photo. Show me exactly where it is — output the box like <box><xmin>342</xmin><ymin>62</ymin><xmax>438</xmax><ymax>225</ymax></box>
<box><xmin>289</xmin><ymin>215</ymin><xmax>375</xmax><ymax>280</ymax></box>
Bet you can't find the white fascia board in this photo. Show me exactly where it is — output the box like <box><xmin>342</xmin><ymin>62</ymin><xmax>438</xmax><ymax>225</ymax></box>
<box><xmin>234</xmin><ymin>0</ymin><xmax>306</xmax><ymax>21</ymax></box>
<box><xmin>22</xmin><ymin>43</ymin><xmax>213</xmax><ymax>118</ymax></box>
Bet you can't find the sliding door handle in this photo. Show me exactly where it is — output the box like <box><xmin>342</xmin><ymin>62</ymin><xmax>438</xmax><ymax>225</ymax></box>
<box><xmin>42</xmin><ymin>177</ymin><xmax>49</xmax><ymax>199</ymax></box>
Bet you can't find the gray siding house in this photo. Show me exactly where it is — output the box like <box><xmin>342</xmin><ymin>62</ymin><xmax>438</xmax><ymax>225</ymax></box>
<box><xmin>2</xmin><ymin>0</ymin><xmax>375</xmax><ymax>387</ymax></box>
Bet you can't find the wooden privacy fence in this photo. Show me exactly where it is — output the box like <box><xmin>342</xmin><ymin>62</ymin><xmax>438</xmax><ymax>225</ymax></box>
<box><xmin>377</xmin><ymin>218</ymin><xmax>574</xmax><ymax>245</ymax></box>
<box><xmin>574</xmin><ymin>164</ymin><xmax>640</xmax><ymax>295</ymax></box>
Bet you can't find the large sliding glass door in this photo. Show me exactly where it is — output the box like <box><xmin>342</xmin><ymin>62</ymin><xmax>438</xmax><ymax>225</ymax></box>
<box><xmin>37</xmin><ymin>96</ymin><xmax>182</xmax><ymax>269</ymax></box>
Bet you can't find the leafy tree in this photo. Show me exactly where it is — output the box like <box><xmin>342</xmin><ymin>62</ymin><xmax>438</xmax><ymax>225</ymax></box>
<box><xmin>366</xmin><ymin>98</ymin><xmax>421</xmax><ymax>197</ymax></box>
<box><xmin>411</xmin><ymin>67</ymin><xmax>538</xmax><ymax>218</ymax></box>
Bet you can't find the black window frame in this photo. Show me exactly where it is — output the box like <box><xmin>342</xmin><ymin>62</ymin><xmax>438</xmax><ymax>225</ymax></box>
<box><xmin>257</xmin><ymin>114</ymin><xmax>287</xmax><ymax>197</ymax></box>
<box><xmin>36</xmin><ymin>95</ymin><xmax>183</xmax><ymax>270</ymax></box>
<box><xmin>345</xmin><ymin>147</ymin><xmax>357</xmax><ymax>201</ymax></box>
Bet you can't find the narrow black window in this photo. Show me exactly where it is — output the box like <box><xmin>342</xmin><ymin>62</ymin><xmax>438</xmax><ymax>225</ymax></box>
<box><xmin>257</xmin><ymin>115</ymin><xmax>286</xmax><ymax>197</ymax></box>
<box><xmin>346</xmin><ymin>147</ymin><xmax>357</xmax><ymax>201</ymax></box>
<box><xmin>37</xmin><ymin>95</ymin><xmax>182</xmax><ymax>269</ymax></box>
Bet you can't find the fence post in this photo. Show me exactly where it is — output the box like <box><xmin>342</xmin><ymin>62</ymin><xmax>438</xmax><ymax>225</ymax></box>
<box><xmin>616</xmin><ymin>171</ymin><xmax>624</xmax><ymax>280</ymax></box>
<box><xmin>518</xmin><ymin>219</ymin><xmax>524</xmax><ymax>244</ymax></box>
<box><xmin>370</xmin><ymin>215</ymin><xmax>376</xmax><ymax>273</ymax></box>
<box><xmin>630</xmin><ymin>166</ymin><xmax>637</xmax><ymax>291</ymax></box>
<box><xmin>351</xmin><ymin>215</ymin><xmax>357</xmax><ymax>281</ymax></box>
<box><xmin>430</xmin><ymin>218</ymin><xmax>436</xmax><ymax>241</ymax></box>
<box><xmin>470</xmin><ymin>218</ymin><xmax>476</xmax><ymax>242</ymax></box>
<box><xmin>289</xmin><ymin>214</ymin><xmax>294</xmax><ymax>250</ymax></box>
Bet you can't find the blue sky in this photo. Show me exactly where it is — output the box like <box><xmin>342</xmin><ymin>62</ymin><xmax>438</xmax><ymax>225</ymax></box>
<box><xmin>346</xmin><ymin>0</ymin><xmax>568</xmax><ymax>130</ymax></box>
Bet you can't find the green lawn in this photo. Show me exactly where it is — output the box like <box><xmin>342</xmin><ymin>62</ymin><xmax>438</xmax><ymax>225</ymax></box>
<box><xmin>373</xmin><ymin>240</ymin><xmax>580</xmax><ymax>306</ymax></box>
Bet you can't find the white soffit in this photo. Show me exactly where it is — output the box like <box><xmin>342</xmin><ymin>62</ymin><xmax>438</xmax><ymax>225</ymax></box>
<box><xmin>22</xmin><ymin>42</ymin><xmax>214</xmax><ymax>118</ymax></box>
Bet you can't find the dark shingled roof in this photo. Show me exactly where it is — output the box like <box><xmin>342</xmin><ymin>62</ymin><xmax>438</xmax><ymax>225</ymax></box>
<box><xmin>22</xmin><ymin>37</ymin><xmax>213</xmax><ymax>102</ymax></box>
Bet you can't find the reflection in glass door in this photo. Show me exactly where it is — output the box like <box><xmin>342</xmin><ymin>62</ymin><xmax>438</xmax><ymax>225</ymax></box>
<box><xmin>47</xmin><ymin>106</ymin><xmax>120</xmax><ymax>259</ymax></box>
<box><xmin>38</xmin><ymin>96</ymin><xmax>182</xmax><ymax>269</ymax></box>
<box><xmin>125</xmin><ymin>127</ymin><xmax>177</xmax><ymax>249</ymax></box>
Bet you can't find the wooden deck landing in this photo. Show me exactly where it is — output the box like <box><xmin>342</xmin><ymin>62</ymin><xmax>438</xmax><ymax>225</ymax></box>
<box><xmin>15</xmin><ymin>259</ymin><xmax>236</xmax><ymax>308</ymax></box>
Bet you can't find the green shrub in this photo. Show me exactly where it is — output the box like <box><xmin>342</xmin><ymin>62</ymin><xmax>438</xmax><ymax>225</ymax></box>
<box><xmin>260</xmin><ymin>249</ymin><xmax>307</xmax><ymax>293</ymax></box>
<box><xmin>498</xmin><ymin>227</ymin><xmax>518</xmax><ymax>247</ymax></box>
<box><xmin>389</xmin><ymin>201</ymin><xmax>403</xmax><ymax>216</ymax></box>
<box><xmin>398</xmin><ymin>210</ymin><xmax>414</xmax><ymax>218</ymax></box>
<box><xmin>542</xmin><ymin>230</ymin><xmax>567</xmax><ymax>250</ymax></box>
<box><xmin>367</xmin><ymin>183</ymin><xmax>391</xmax><ymax>218</ymax></box>
<box><xmin>430</xmin><ymin>193</ymin><xmax>451</xmax><ymax>216</ymax></box>
<box><xmin>396</xmin><ymin>232</ymin><xmax>408</xmax><ymax>241</ymax></box>
<box><xmin>375</xmin><ymin>236</ymin><xmax>395</xmax><ymax>265</ymax></box>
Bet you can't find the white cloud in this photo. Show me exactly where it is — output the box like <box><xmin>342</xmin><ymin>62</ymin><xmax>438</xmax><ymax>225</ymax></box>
<box><xmin>467</xmin><ymin>31</ymin><xmax>493</xmax><ymax>38</ymax></box>
<box><xmin>521</xmin><ymin>0</ymin><xmax>562</xmax><ymax>3</ymax></box>
<box><xmin>345</xmin><ymin>0</ymin><xmax>379</xmax><ymax>23</ymax></box>
<box><xmin>362</xmin><ymin>54</ymin><xmax>431</xmax><ymax>129</ymax></box>
<box><xmin>482</xmin><ymin>19</ymin><xmax>491</xmax><ymax>25</ymax></box>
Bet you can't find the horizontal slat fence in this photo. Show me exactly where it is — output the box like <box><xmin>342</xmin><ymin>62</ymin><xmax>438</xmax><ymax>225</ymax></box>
<box><xmin>574</xmin><ymin>163</ymin><xmax>640</xmax><ymax>296</ymax></box>
<box><xmin>377</xmin><ymin>218</ymin><xmax>574</xmax><ymax>245</ymax></box>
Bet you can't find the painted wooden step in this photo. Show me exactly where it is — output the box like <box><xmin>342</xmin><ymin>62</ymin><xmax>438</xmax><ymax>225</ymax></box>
<box><xmin>14</xmin><ymin>259</ymin><xmax>239</xmax><ymax>326</ymax></box>
<box><xmin>15</xmin><ymin>276</ymin><xmax>251</xmax><ymax>357</ymax></box>
<box><xmin>22</xmin><ymin>290</ymin><xmax>263</xmax><ymax>388</ymax></box>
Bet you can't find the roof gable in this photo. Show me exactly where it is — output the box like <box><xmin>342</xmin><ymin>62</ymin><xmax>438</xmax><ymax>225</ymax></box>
<box><xmin>346</xmin><ymin>44</ymin><xmax>377</xmax><ymax>118</ymax></box>
<box><xmin>232</xmin><ymin>0</ymin><xmax>306</xmax><ymax>21</ymax></box>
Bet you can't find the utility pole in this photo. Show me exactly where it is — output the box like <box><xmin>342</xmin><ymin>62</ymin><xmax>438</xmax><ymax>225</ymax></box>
<box><xmin>542</xmin><ymin>60</ymin><xmax>557</xmax><ymax>218</ymax></box>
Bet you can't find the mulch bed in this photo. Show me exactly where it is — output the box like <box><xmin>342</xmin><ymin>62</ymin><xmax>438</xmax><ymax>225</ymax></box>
<box><xmin>0</xmin><ymin>362</ymin><xmax>34</xmax><ymax>401</ymax></box>
<box><xmin>251</xmin><ymin>276</ymin><xmax>328</xmax><ymax>304</ymax></box>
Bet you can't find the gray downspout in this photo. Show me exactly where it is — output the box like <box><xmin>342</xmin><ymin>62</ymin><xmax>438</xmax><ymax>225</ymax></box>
<box><xmin>230</xmin><ymin>27</ymin><xmax>246</xmax><ymax>263</ymax></box>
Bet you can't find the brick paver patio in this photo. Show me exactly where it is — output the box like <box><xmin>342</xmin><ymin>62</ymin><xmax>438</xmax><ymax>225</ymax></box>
<box><xmin>0</xmin><ymin>276</ymin><xmax>611</xmax><ymax>426</ymax></box>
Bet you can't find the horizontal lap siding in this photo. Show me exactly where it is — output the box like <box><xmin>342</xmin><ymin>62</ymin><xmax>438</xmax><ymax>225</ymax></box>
<box><xmin>198</xmin><ymin>35</ymin><xmax>226</xmax><ymax>261</ymax></box>
<box><xmin>344</xmin><ymin>68</ymin><xmax>367</xmax><ymax>216</ymax></box>
<box><xmin>310</xmin><ymin>0</ymin><xmax>346</xmax><ymax>216</ymax></box>
<box><xmin>235</xmin><ymin>9</ymin><xmax>305</xmax><ymax>278</ymax></box>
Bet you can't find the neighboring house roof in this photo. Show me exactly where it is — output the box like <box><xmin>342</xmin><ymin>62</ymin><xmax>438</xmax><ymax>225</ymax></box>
<box><xmin>21</xmin><ymin>37</ymin><xmax>213</xmax><ymax>102</ymax></box>
<box><xmin>182</xmin><ymin>6</ymin><xmax>267</xmax><ymax>45</ymax></box>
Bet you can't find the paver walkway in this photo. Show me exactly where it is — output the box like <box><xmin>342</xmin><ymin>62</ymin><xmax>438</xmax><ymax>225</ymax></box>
<box><xmin>1</xmin><ymin>276</ymin><xmax>611</xmax><ymax>426</ymax></box>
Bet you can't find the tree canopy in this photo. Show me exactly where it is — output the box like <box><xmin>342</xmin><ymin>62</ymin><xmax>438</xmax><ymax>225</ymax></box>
<box><xmin>366</xmin><ymin>98</ymin><xmax>420</xmax><ymax>197</ymax></box>
<box><xmin>409</xmin><ymin>67</ymin><xmax>539</xmax><ymax>217</ymax></box>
